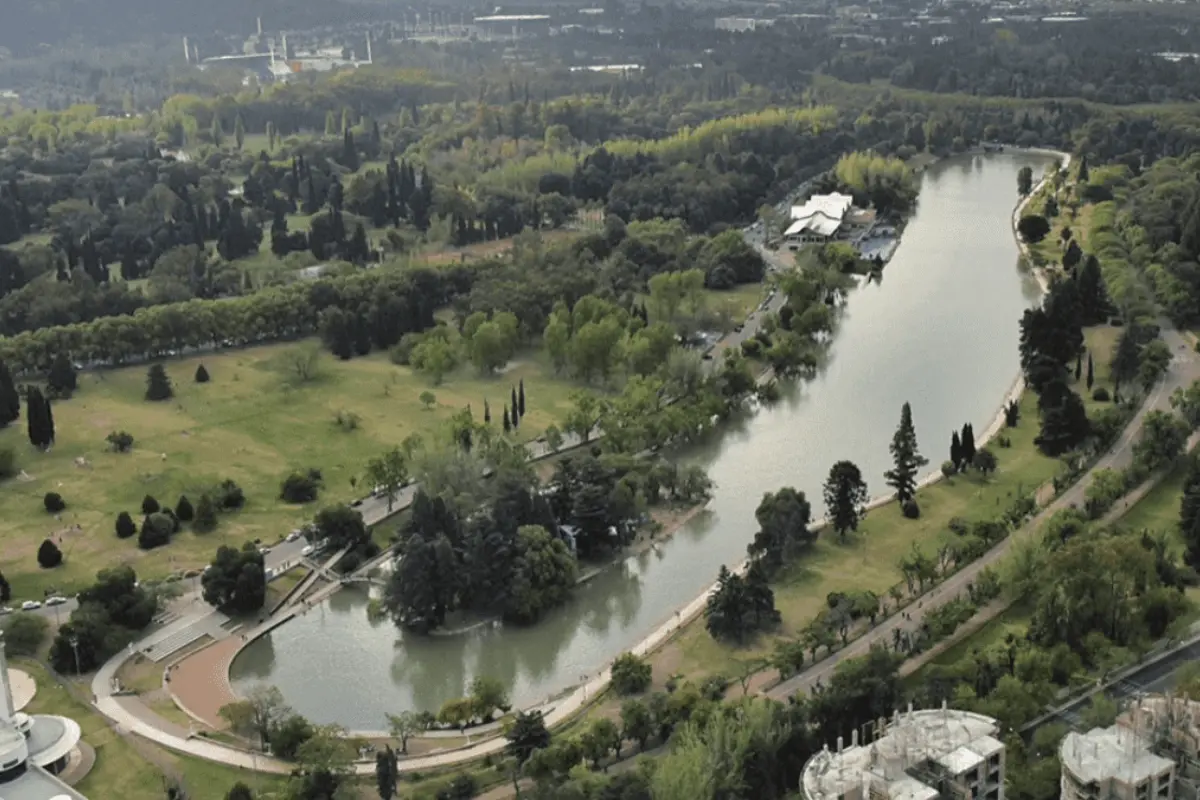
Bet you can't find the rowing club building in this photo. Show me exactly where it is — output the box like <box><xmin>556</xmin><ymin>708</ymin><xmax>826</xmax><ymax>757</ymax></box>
<box><xmin>784</xmin><ymin>192</ymin><xmax>877</xmax><ymax>250</ymax></box>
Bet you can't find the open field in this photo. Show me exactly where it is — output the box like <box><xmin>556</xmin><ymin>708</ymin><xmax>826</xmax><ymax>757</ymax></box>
<box><xmin>0</xmin><ymin>342</ymin><xmax>582</xmax><ymax>600</ymax></box>
<box><xmin>657</xmin><ymin>390</ymin><xmax>1063</xmax><ymax>681</ymax></box>
<box><xmin>20</xmin><ymin>660</ymin><xmax>288</xmax><ymax>800</ymax></box>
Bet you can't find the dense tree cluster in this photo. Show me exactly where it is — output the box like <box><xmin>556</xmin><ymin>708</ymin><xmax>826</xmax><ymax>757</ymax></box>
<box><xmin>50</xmin><ymin>566</ymin><xmax>158</xmax><ymax>673</ymax></box>
<box><xmin>202</xmin><ymin>543</ymin><xmax>267</xmax><ymax>613</ymax></box>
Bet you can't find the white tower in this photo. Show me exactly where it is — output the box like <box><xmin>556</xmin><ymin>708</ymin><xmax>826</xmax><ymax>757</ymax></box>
<box><xmin>183</xmin><ymin>36</ymin><xmax>191</xmax><ymax>64</ymax></box>
<box><xmin>365</xmin><ymin>34</ymin><xmax>373</xmax><ymax>64</ymax></box>
<box><xmin>0</xmin><ymin>633</ymin><xmax>14</xmax><ymax>720</ymax></box>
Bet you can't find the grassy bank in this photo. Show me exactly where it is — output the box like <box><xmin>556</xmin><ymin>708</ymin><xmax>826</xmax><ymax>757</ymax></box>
<box><xmin>21</xmin><ymin>660</ymin><xmax>287</xmax><ymax>800</ymax></box>
<box><xmin>655</xmin><ymin>389</ymin><xmax>1064</xmax><ymax>682</ymax></box>
<box><xmin>0</xmin><ymin>342</ymin><xmax>581</xmax><ymax>600</ymax></box>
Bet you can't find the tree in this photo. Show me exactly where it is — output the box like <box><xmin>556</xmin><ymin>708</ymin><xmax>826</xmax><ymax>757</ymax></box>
<box><xmin>563</xmin><ymin>391</ymin><xmax>605</xmax><ymax>443</ymax></box>
<box><xmin>271</xmin><ymin>714</ymin><xmax>314</xmax><ymax>760</ymax></box>
<box><xmin>1086</xmin><ymin>353</ymin><xmax>1094</xmax><ymax>390</ymax></box>
<box><xmin>43</xmin><ymin>492</ymin><xmax>65</xmax><ymax>513</ymax></box>
<box><xmin>193</xmin><ymin>494</ymin><xmax>218</xmax><ymax>533</ymax></box>
<box><xmin>470</xmin><ymin>676</ymin><xmax>512</xmax><ymax>722</ymax></box>
<box><xmin>620</xmin><ymin>699</ymin><xmax>654</xmax><ymax>752</ymax></box>
<box><xmin>46</xmin><ymin>352</ymin><xmax>77</xmax><ymax>398</ymax></box>
<box><xmin>0</xmin><ymin>571</ymin><xmax>9</xmax><ymax>602</ymax></box>
<box><xmin>519</xmin><ymin>379</ymin><xmax>526</xmax><ymax>417</ymax></box>
<box><xmin>106</xmin><ymin>430</ymin><xmax>134</xmax><ymax>452</ymax></box>
<box><xmin>885</xmin><ymin>402</ymin><xmax>928</xmax><ymax>506</ymax></box>
<box><xmin>611</xmin><ymin>652</ymin><xmax>652</xmax><ymax>695</ymax></box>
<box><xmin>313</xmin><ymin>505</ymin><xmax>369</xmax><ymax>550</ymax></box>
<box><xmin>544</xmin><ymin>425</ymin><xmax>563</xmax><ymax>452</ymax></box>
<box><xmin>385</xmin><ymin>710</ymin><xmax>432</xmax><ymax>755</ymax></box>
<box><xmin>280</xmin><ymin>471</ymin><xmax>322</xmax><ymax>504</ymax></box>
<box><xmin>219</xmin><ymin>684</ymin><xmax>290</xmax><ymax>749</ymax></box>
<box><xmin>364</xmin><ymin>448</ymin><xmax>409</xmax><ymax>512</ymax></box>
<box><xmin>420</xmin><ymin>391</ymin><xmax>436</xmax><ymax>410</ymax></box>
<box><xmin>37</xmin><ymin>539</ymin><xmax>62</xmax><ymax>568</ymax></box>
<box><xmin>138</xmin><ymin>512</ymin><xmax>173</xmax><ymax>549</ymax></box>
<box><xmin>115</xmin><ymin>510</ymin><xmax>137</xmax><ymax>538</ymax></box>
<box><xmin>749</xmin><ymin>487</ymin><xmax>813</xmax><ymax>569</ymax></box>
<box><xmin>505</xmin><ymin>525</ymin><xmax>577</xmax><ymax>623</ymax></box>
<box><xmin>234</xmin><ymin>114</ymin><xmax>246</xmax><ymax>151</ymax></box>
<box><xmin>175</xmin><ymin>495</ymin><xmax>194</xmax><ymax>522</ymax></box>
<box><xmin>1</xmin><ymin>614</ymin><xmax>47</xmax><ymax>656</ymax></box>
<box><xmin>511</xmin><ymin>386</ymin><xmax>520</xmax><ymax>425</ymax></box>
<box><xmin>823</xmin><ymin>461</ymin><xmax>869</xmax><ymax>541</ymax></box>
<box><xmin>506</xmin><ymin>710</ymin><xmax>550</xmax><ymax>764</ymax></box>
<box><xmin>202</xmin><ymin>543</ymin><xmax>266</xmax><ymax>613</ymax></box>
<box><xmin>1017</xmin><ymin>166</ymin><xmax>1033</xmax><ymax>195</ymax></box>
<box><xmin>0</xmin><ymin>360</ymin><xmax>19</xmax><ymax>427</ymax></box>
<box><xmin>1017</xmin><ymin>214</ymin><xmax>1051</xmax><ymax>243</ymax></box>
<box><xmin>1173</xmin><ymin>380</ymin><xmax>1200</xmax><ymax>430</ymax></box>
<box><xmin>145</xmin><ymin>364</ymin><xmax>173</xmax><ymax>401</ymax></box>
<box><xmin>375</xmin><ymin>746</ymin><xmax>397</xmax><ymax>800</ymax></box>
<box><xmin>25</xmin><ymin>387</ymin><xmax>53</xmax><ymax>450</ymax></box>
<box><xmin>950</xmin><ymin>430</ymin><xmax>963</xmax><ymax>470</ymax></box>
<box><xmin>142</xmin><ymin>494</ymin><xmax>160</xmax><ymax>514</ymax></box>
<box><xmin>1036</xmin><ymin>379</ymin><xmax>1090</xmax><ymax>456</ymax></box>
<box><xmin>1133</xmin><ymin>410</ymin><xmax>1190</xmax><ymax>474</ymax></box>
<box><xmin>225</xmin><ymin>783</ymin><xmax>254</xmax><ymax>800</ymax></box>
<box><xmin>502</xmin><ymin>406</ymin><xmax>511</xmax><ymax>433</ymax></box>
<box><xmin>972</xmin><ymin>448</ymin><xmax>998</xmax><ymax>475</ymax></box>
<box><xmin>285</xmin><ymin>343</ymin><xmax>322</xmax><ymax>382</ymax></box>
<box><xmin>195</xmin><ymin>364</ymin><xmax>210</xmax><ymax>383</ymax></box>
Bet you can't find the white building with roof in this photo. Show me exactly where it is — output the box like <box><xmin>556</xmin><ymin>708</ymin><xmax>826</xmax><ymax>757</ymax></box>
<box><xmin>784</xmin><ymin>192</ymin><xmax>875</xmax><ymax>249</ymax></box>
<box><xmin>801</xmin><ymin>703</ymin><xmax>1005</xmax><ymax>800</ymax></box>
<box><xmin>0</xmin><ymin>634</ymin><xmax>87</xmax><ymax>800</ymax></box>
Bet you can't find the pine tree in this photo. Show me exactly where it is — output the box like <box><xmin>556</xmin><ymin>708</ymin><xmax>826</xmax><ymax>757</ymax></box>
<box><xmin>47</xmin><ymin>352</ymin><xmax>77</xmax><ymax>398</ymax></box>
<box><xmin>195</xmin><ymin>364</ymin><xmax>210</xmax><ymax>383</ymax></box>
<box><xmin>146</xmin><ymin>364</ymin><xmax>173</xmax><ymax>401</ymax></box>
<box><xmin>0</xmin><ymin>359</ymin><xmax>21</xmax><ymax>427</ymax></box>
<box><xmin>194</xmin><ymin>494</ymin><xmax>218</xmax><ymax>533</ymax></box>
<box><xmin>115</xmin><ymin>511</ymin><xmax>137</xmax><ymax>539</ymax></box>
<box><xmin>26</xmin><ymin>387</ymin><xmax>52</xmax><ymax>450</ymax></box>
<box><xmin>511</xmin><ymin>386</ymin><xmax>519</xmax><ymax>422</ymax></box>
<box><xmin>1086</xmin><ymin>353</ymin><xmax>1094</xmax><ymax>390</ymax></box>
<box><xmin>175</xmin><ymin>495</ymin><xmax>195</xmax><ymax>522</ymax></box>
<box><xmin>211</xmin><ymin>116</ymin><xmax>224</xmax><ymax>148</ymax></box>
<box><xmin>342</xmin><ymin>129</ymin><xmax>360</xmax><ymax>172</ymax></box>
<box><xmin>484</xmin><ymin>399</ymin><xmax>491</xmax><ymax>424</ymax></box>
<box><xmin>884</xmin><ymin>402</ymin><xmax>928</xmax><ymax>505</ymax></box>
<box><xmin>503</xmin><ymin>406</ymin><xmax>511</xmax><ymax>433</ymax></box>
<box><xmin>518</xmin><ymin>379</ymin><xmax>526</xmax><ymax>416</ymax></box>
<box><xmin>960</xmin><ymin>423</ymin><xmax>976</xmax><ymax>469</ymax></box>
<box><xmin>950</xmin><ymin>430</ymin><xmax>962</xmax><ymax>470</ymax></box>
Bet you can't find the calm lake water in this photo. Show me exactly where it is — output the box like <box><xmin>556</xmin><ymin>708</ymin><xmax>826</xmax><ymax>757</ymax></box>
<box><xmin>230</xmin><ymin>152</ymin><xmax>1057</xmax><ymax>730</ymax></box>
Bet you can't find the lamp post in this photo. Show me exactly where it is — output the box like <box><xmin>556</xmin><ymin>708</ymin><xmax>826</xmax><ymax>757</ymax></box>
<box><xmin>68</xmin><ymin>635</ymin><xmax>80</xmax><ymax>675</ymax></box>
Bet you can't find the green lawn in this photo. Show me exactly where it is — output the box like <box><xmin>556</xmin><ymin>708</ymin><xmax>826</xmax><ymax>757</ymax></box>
<box><xmin>1078</xmin><ymin>324</ymin><xmax>1121</xmax><ymax>414</ymax></box>
<box><xmin>664</xmin><ymin>390</ymin><xmax>1063</xmax><ymax>679</ymax></box>
<box><xmin>0</xmin><ymin>343</ymin><xmax>582</xmax><ymax>600</ymax></box>
<box><xmin>20</xmin><ymin>660</ymin><xmax>287</xmax><ymax>800</ymax></box>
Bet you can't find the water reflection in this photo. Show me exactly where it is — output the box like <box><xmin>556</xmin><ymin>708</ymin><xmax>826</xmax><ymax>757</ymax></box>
<box><xmin>230</xmin><ymin>152</ymin><xmax>1060</xmax><ymax>729</ymax></box>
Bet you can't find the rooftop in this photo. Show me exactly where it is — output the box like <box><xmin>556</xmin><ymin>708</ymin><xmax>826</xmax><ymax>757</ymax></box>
<box><xmin>802</xmin><ymin>706</ymin><xmax>1002</xmax><ymax>800</ymax></box>
<box><xmin>0</xmin><ymin>763</ymin><xmax>88</xmax><ymax>800</ymax></box>
<box><xmin>1060</xmin><ymin>726</ymin><xmax>1175</xmax><ymax>785</ymax></box>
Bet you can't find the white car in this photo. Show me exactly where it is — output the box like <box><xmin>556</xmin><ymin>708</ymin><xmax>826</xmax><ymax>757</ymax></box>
<box><xmin>21</xmin><ymin>601</ymin><xmax>41</xmax><ymax>611</ymax></box>
<box><xmin>45</xmin><ymin>596</ymin><xmax>68</xmax><ymax>606</ymax></box>
<box><xmin>301</xmin><ymin>544</ymin><xmax>315</xmax><ymax>557</ymax></box>
<box><xmin>286</xmin><ymin>530</ymin><xmax>302</xmax><ymax>543</ymax></box>
<box><xmin>0</xmin><ymin>607</ymin><xmax>12</xmax><ymax>616</ymax></box>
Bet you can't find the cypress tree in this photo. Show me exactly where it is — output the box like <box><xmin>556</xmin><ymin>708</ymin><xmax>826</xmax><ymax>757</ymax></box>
<box><xmin>950</xmin><ymin>430</ymin><xmax>962</xmax><ymax>470</ymax></box>
<box><xmin>503</xmin><ymin>406</ymin><xmax>511</xmax><ymax>433</ymax></box>
<box><xmin>0</xmin><ymin>571</ymin><xmax>9</xmax><ymax>602</ymax></box>
<box><xmin>1075</xmin><ymin>354</ymin><xmax>1082</xmax><ymax>381</ymax></box>
<box><xmin>47</xmin><ymin>352</ymin><xmax>77</xmax><ymax>398</ymax></box>
<box><xmin>234</xmin><ymin>114</ymin><xmax>246</xmax><ymax>151</ymax></box>
<box><xmin>146</xmin><ymin>364</ymin><xmax>173</xmax><ymax>401</ymax></box>
<box><xmin>26</xmin><ymin>387</ymin><xmax>52</xmax><ymax>450</ymax></box>
<box><xmin>1086</xmin><ymin>353</ymin><xmax>1094</xmax><ymax>390</ymax></box>
<box><xmin>176</xmin><ymin>495</ymin><xmax>195</xmax><ymax>522</ymax></box>
<box><xmin>115</xmin><ymin>511</ymin><xmax>137</xmax><ymax>539</ymax></box>
<box><xmin>884</xmin><ymin>402</ymin><xmax>928</xmax><ymax>505</ymax></box>
<box><xmin>484</xmin><ymin>399</ymin><xmax>491</xmax><ymax>424</ymax></box>
<box><xmin>0</xmin><ymin>359</ymin><xmax>20</xmax><ymax>427</ymax></box>
<box><xmin>518</xmin><ymin>379</ymin><xmax>526</xmax><ymax>416</ymax></box>
<box><xmin>961</xmin><ymin>423</ymin><xmax>976</xmax><ymax>468</ymax></box>
<box><xmin>511</xmin><ymin>386</ymin><xmax>519</xmax><ymax>422</ymax></box>
<box><xmin>195</xmin><ymin>364</ymin><xmax>210</xmax><ymax>383</ymax></box>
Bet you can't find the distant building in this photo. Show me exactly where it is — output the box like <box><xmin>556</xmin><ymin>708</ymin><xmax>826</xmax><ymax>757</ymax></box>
<box><xmin>715</xmin><ymin>17</ymin><xmax>776</xmax><ymax>32</ymax></box>
<box><xmin>784</xmin><ymin>192</ymin><xmax>875</xmax><ymax>248</ymax></box>
<box><xmin>801</xmin><ymin>703</ymin><xmax>1005</xmax><ymax>800</ymax></box>
<box><xmin>1061</xmin><ymin>694</ymin><xmax>1200</xmax><ymax>800</ymax></box>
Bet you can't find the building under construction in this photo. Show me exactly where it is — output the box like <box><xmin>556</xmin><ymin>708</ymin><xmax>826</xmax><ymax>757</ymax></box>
<box><xmin>1060</xmin><ymin>693</ymin><xmax>1200</xmax><ymax>800</ymax></box>
<box><xmin>800</xmin><ymin>702</ymin><xmax>1006</xmax><ymax>800</ymax></box>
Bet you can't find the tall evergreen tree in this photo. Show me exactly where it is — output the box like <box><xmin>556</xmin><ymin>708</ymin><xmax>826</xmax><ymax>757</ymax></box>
<box><xmin>484</xmin><ymin>399</ymin><xmax>491</xmax><ymax>424</ymax></box>
<box><xmin>234</xmin><ymin>114</ymin><xmax>246</xmax><ymax>150</ymax></box>
<box><xmin>884</xmin><ymin>402</ymin><xmax>927</xmax><ymax>505</ymax></box>
<box><xmin>960</xmin><ymin>423</ymin><xmax>976</xmax><ymax>468</ymax></box>
<box><xmin>47</xmin><ymin>352</ymin><xmax>77</xmax><ymax>398</ymax></box>
<box><xmin>145</xmin><ymin>364</ymin><xmax>174</xmax><ymax>401</ymax></box>
<box><xmin>0</xmin><ymin>359</ymin><xmax>20</xmax><ymax>427</ymax></box>
<box><xmin>511</xmin><ymin>386</ymin><xmax>519</xmax><ymax>422</ymax></box>
<box><xmin>503</xmin><ymin>406</ymin><xmax>511</xmax><ymax>433</ymax></box>
<box><xmin>26</xmin><ymin>387</ymin><xmax>53</xmax><ymax>450</ymax></box>
<box><xmin>1086</xmin><ymin>353</ymin><xmax>1095</xmax><ymax>390</ymax></box>
<box><xmin>211</xmin><ymin>116</ymin><xmax>224</xmax><ymax>148</ymax></box>
<box><xmin>950</xmin><ymin>430</ymin><xmax>962</xmax><ymax>470</ymax></box>
<box><xmin>518</xmin><ymin>379</ymin><xmax>526</xmax><ymax>416</ymax></box>
<box><xmin>342</xmin><ymin>129</ymin><xmax>360</xmax><ymax>172</ymax></box>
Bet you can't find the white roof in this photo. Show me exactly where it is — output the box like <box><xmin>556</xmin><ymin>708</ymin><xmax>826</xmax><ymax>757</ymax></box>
<box><xmin>1060</xmin><ymin>726</ymin><xmax>1175</xmax><ymax>785</ymax></box>
<box><xmin>785</xmin><ymin>211</ymin><xmax>843</xmax><ymax>238</ymax></box>
<box><xmin>936</xmin><ymin>744</ymin><xmax>985</xmax><ymax>775</ymax></box>
<box><xmin>886</xmin><ymin>776</ymin><xmax>940</xmax><ymax>800</ymax></box>
<box><xmin>790</xmin><ymin>192</ymin><xmax>854</xmax><ymax>222</ymax></box>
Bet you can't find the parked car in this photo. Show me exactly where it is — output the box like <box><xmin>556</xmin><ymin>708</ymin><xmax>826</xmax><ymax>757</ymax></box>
<box><xmin>0</xmin><ymin>607</ymin><xmax>12</xmax><ymax>616</ymax></box>
<box><xmin>286</xmin><ymin>530</ymin><xmax>302</xmax><ymax>543</ymax></box>
<box><xmin>21</xmin><ymin>601</ymin><xmax>41</xmax><ymax>611</ymax></box>
<box><xmin>301</xmin><ymin>544</ymin><xmax>315</xmax><ymax>557</ymax></box>
<box><xmin>45</xmin><ymin>596</ymin><xmax>68</xmax><ymax>606</ymax></box>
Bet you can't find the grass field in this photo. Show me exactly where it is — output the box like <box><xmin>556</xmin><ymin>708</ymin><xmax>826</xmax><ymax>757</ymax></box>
<box><xmin>0</xmin><ymin>343</ymin><xmax>582</xmax><ymax>601</ymax></box>
<box><xmin>20</xmin><ymin>660</ymin><xmax>287</xmax><ymax>800</ymax></box>
<box><xmin>660</xmin><ymin>390</ymin><xmax>1064</xmax><ymax>680</ymax></box>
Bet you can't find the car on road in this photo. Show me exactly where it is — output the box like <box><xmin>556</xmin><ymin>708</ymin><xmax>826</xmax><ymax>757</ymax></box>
<box><xmin>45</xmin><ymin>596</ymin><xmax>68</xmax><ymax>606</ymax></box>
<box><xmin>258</xmin><ymin>546</ymin><xmax>271</xmax><ymax>555</ymax></box>
<box><xmin>286</xmin><ymin>530</ymin><xmax>302</xmax><ymax>543</ymax></box>
<box><xmin>350</xmin><ymin>499</ymin><xmax>364</xmax><ymax>508</ymax></box>
<box><xmin>0</xmin><ymin>607</ymin><xmax>12</xmax><ymax>616</ymax></box>
<box><xmin>21</xmin><ymin>601</ymin><xmax>41</xmax><ymax>611</ymax></box>
<box><xmin>734</xmin><ymin>324</ymin><xmax>744</xmax><ymax>333</ymax></box>
<box><xmin>301</xmin><ymin>544</ymin><xmax>315</xmax><ymax>557</ymax></box>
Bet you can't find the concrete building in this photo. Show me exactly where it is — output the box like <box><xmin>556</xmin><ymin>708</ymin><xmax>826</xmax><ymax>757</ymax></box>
<box><xmin>0</xmin><ymin>634</ymin><xmax>87</xmax><ymax>799</ymax></box>
<box><xmin>784</xmin><ymin>192</ymin><xmax>875</xmax><ymax>248</ymax></box>
<box><xmin>715</xmin><ymin>17</ymin><xmax>777</xmax><ymax>32</ymax></box>
<box><xmin>801</xmin><ymin>703</ymin><xmax>1006</xmax><ymax>800</ymax></box>
<box><xmin>1061</xmin><ymin>694</ymin><xmax>1200</xmax><ymax>800</ymax></box>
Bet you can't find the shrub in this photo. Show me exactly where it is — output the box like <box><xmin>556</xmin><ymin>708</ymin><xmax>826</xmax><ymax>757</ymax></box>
<box><xmin>115</xmin><ymin>511</ymin><xmax>137</xmax><ymax>539</ymax></box>
<box><xmin>280</xmin><ymin>472</ymin><xmax>321</xmax><ymax>503</ymax></box>
<box><xmin>1092</xmin><ymin>387</ymin><xmax>1111</xmax><ymax>402</ymax></box>
<box><xmin>142</xmin><ymin>494</ymin><xmax>160</xmax><ymax>515</ymax></box>
<box><xmin>610</xmin><ymin>652</ymin><xmax>652</xmax><ymax>695</ymax></box>
<box><xmin>1004</xmin><ymin>399</ymin><xmax>1020</xmax><ymax>428</ymax></box>
<box><xmin>333</xmin><ymin>409</ymin><xmax>361</xmax><ymax>431</ymax></box>
<box><xmin>175</xmin><ymin>495</ymin><xmax>194</xmax><ymax>522</ymax></box>
<box><xmin>37</xmin><ymin>539</ymin><xmax>63</xmax><ymax>568</ymax></box>
<box><xmin>940</xmin><ymin>460</ymin><xmax>957</xmax><ymax>480</ymax></box>
<box><xmin>0</xmin><ymin>446</ymin><xmax>16</xmax><ymax>479</ymax></box>
<box><xmin>145</xmin><ymin>364</ymin><xmax>174</xmax><ymax>401</ymax></box>
<box><xmin>195</xmin><ymin>364</ymin><xmax>210</xmax><ymax>383</ymax></box>
<box><xmin>106</xmin><ymin>430</ymin><xmax>134</xmax><ymax>452</ymax></box>
<box><xmin>1</xmin><ymin>613</ymin><xmax>48</xmax><ymax>656</ymax></box>
<box><xmin>996</xmin><ymin>435</ymin><xmax>1012</xmax><ymax>448</ymax></box>
<box><xmin>948</xmin><ymin>517</ymin><xmax>969</xmax><ymax>536</ymax></box>
<box><xmin>138</xmin><ymin>513</ymin><xmax>174</xmax><ymax>549</ymax></box>
<box><xmin>901</xmin><ymin>499</ymin><xmax>921</xmax><ymax>519</ymax></box>
<box><xmin>43</xmin><ymin>492</ymin><xmax>66</xmax><ymax>513</ymax></box>
<box><xmin>972</xmin><ymin>448</ymin><xmax>998</xmax><ymax>475</ymax></box>
<box><xmin>215</xmin><ymin>479</ymin><xmax>245</xmax><ymax>510</ymax></box>
<box><xmin>740</xmin><ymin>338</ymin><xmax>764</xmax><ymax>359</ymax></box>
<box><xmin>193</xmin><ymin>494</ymin><xmax>219</xmax><ymax>532</ymax></box>
<box><xmin>699</xmin><ymin>675</ymin><xmax>729</xmax><ymax>701</ymax></box>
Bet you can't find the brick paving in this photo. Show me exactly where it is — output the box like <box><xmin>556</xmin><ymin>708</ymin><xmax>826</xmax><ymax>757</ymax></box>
<box><xmin>168</xmin><ymin>637</ymin><xmax>243</xmax><ymax>728</ymax></box>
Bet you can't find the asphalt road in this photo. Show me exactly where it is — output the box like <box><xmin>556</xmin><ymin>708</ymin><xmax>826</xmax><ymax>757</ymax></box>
<box><xmin>769</xmin><ymin>322</ymin><xmax>1200</xmax><ymax>700</ymax></box>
